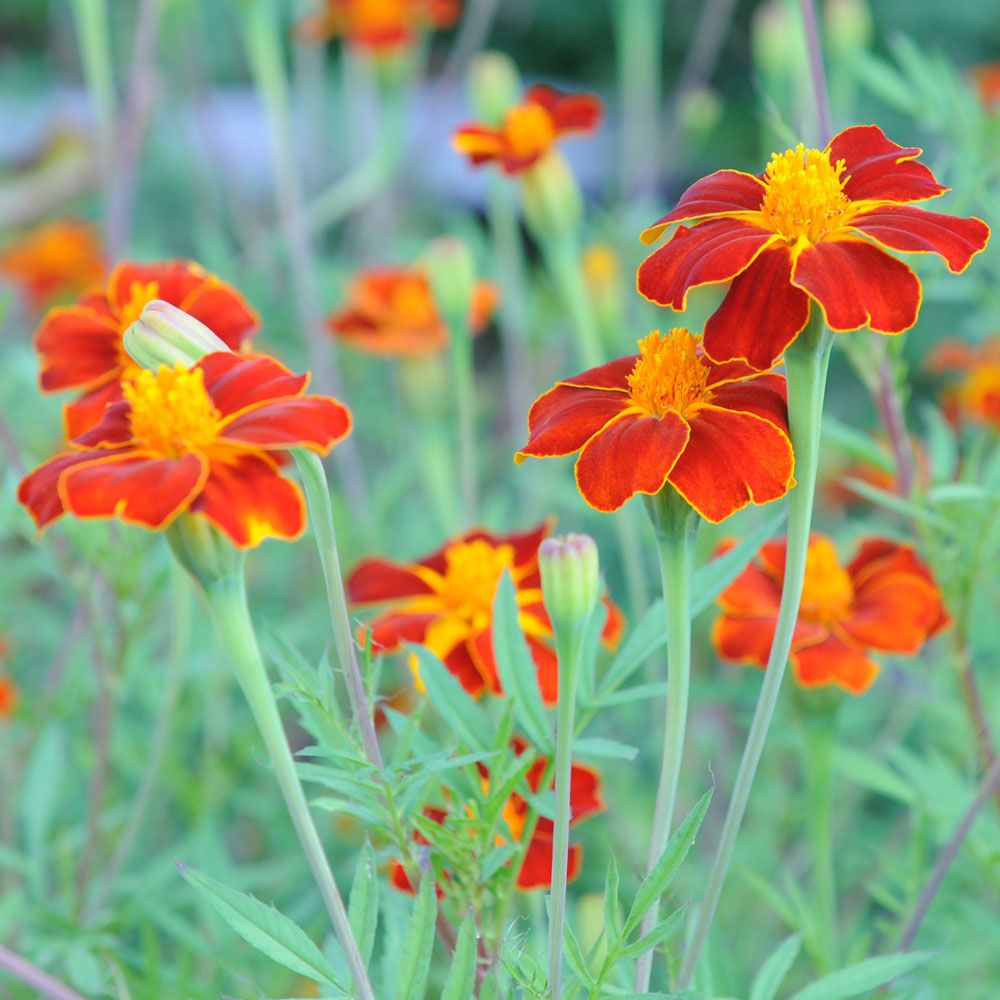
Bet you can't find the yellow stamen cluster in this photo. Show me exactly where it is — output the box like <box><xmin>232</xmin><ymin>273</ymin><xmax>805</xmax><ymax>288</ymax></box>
<box><xmin>799</xmin><ymin>538</ymin><xmax>854</xmax><ymax>622</ymax></box>
<box><xmin>435</xmin><ymin>539</ymin><xmax>516</xmax><ymax>630</ymax></box>
<box><xmin>504</xmin><ymin>102</ymin><xmax>557</xmax><ymax>161</ymax></box>
<box><xmin>391</xmin><ymin>277</ymin><xmax>437</xmax><ymax>328</ymax></box>
<box><xmin>627</xmin><ymin>329</ymin><xmax>712</xmax><ymax>417</ymax></box>
<box><xmin>124</xmin><ymin>364</ymin><xmax>221</xmax><ymax>458</ymax></box>
<box><xmin>119</xmin><ymin>280</ymin><xmax>161</xmax><ymax>331</ymax></box>
<box><xmin>760</xmin><ymin>144</ymin><xmax>851</xmax><ymax>244</ymax></box>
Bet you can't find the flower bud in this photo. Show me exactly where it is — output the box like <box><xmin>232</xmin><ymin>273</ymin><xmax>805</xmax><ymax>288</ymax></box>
<box><xmin>166</xmin><ymin>516</ymin><xmax>244</xmax><ymax>590</ymax></box>
<box><xmin>124</xmin><ymin>300</ymin><xmax>230</xmax><ymax>371</ymax></box>
<box><xmin>521</xmin><ymin>150</ymin><xmax>583</xmax><ymax>244</ymax></box>
<box><xmin>824</xmin><ymin>0</ymin><xmax>873</xmax><ymax>55</ymax></box>
<box><xmin>425</xmin><ymin>236</ymin><xmax>476</xmax><ymax>330</ymax></box>
<box><xmin>468</xmin><ymin>51</ymin><xmax>522</xmax><ymax>126</ymax></box>
<box><xmin>539</xmin><ymin>533</ymin><xmax>601</xmax><ymax>635</ymax></box>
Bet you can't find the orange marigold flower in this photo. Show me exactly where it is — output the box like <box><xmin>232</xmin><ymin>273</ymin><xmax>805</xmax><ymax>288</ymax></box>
<box><xmin>18</xmin><ymin>353</ymin><xmax>351</xmax><ymax>548</ymax></box>
<box><xmin>926</xmin><ymin>336</ymin><xmax>1000</xmax><ymax>432</ymax></box>
<box><xmin>516</xmin><ymin>328</ymin><xmax>794</xmax><ymax>520</ymax></box>
<box><xmin>0</xmin><ymin>675</ymin><xmax>16</xmax><ymax>718</ymax></box>
<box><xmin>637</xmin><ymin>125</ymin><xmax>991</xmax><ymax>371</ymax></box>
<box><xmin>346</xmin><ymin>524</ymin><xmax>623</xmax><ymax>702</ymax></box>
<box><xmin>970</xmin><ymin>63</ymin><xmax>1000</xmax><ymax>109</ymax></box>
<box><xmin>714</xmin><ymin>534</ymin><xmax>950</xmax><ymax>694</ymax></box>
<box><xmin>0</xmin><ymin>220</ymin><xmax>104</xmax><ymax>310</ymax></box>
<box><xmin>453</xmin><ymin>84</ymin><xmax>602</xmax><ymax>175</ymax></box>
<box><xmin>822</xmin><ymin>439</ymin><xmax>930</xmax><ymax>511</ymax></box>
<box><xmin>35</xmin><ymin>260</ymin><xmax>259</xmax><ymax>439</ymax></box>
<box><xmin>328</xmin><ymin>266</ymin><xmax>497</xmax><ymax>356</ymax></box>
<box><xmin>296</xmin><ymin>0</ymin><xmax>458</xmax><ymax>50</ymax></box>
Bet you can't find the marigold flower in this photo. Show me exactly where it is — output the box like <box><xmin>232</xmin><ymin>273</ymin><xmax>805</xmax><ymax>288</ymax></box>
<box><xmin>296</xmin><ymin>0</ymin><xmax>458</xmax><ymax>50</ymax></box>
<box><xmin>18</xmin><ymin>353</ymin><xmax>351</xmax><ymax>548</ymax></box>
<box><xmin>516</xmin><ymin>328</ymin><xmax>794</xmax><ymax>520</ymax></box>
<box><xmin>328</xmin><ymin>266</ymin><xmax>497</xmax><ymax>356</ymax></box>
<box><xmin>926</xmin><ymin>336</ymin><xmax>1000</xmax><ymax>432</ymax></box>
<box><xmin>821</xmin><ymin>439</ymin><xmax>930</xmax><ymax>511</ymax></box>
<box><xmin>0</xmin><ymin>676</ymin><xmax>17</xmax><ymax>718</ymax></box>
<box><xmin>0</xmin><ymin>220</ymin><xmax>104</xmax><ymax>310</ymax></box>
<box><xmin>452</xmin><ymin>84</ymin><xmax>602</xmax><ymax>175</ymax></box>
<box><xmin>970</xmin><ymin>63</ymin><xmax>1000</xmax><ymax>109</ymax></box>
<box><xmin>346</xmin><ymin>524</ymin><xmax>622</xmax><ymax>702</ymax></box>
<box><xmin>714</xmin><ymin>534</ymin><xmax>950</xmax><ymax>694</ymax></box>
<box><xmin>35</xmin><ymin>260</ymin><xmax>259</xmax><ymax>438</ymax></box>
<box><xmin>637</xmin><ymin>125</ymin><xmax>991</xmax><ymax>371</ymax></box>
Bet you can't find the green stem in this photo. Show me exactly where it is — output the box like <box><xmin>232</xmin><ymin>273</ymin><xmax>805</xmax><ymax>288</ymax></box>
<box><xmin>634</xmin><ymin>493</ymin><xmax>698</xmax><ymax>993</ymax></box>
<box><xmin>204</xmin><ymin>575</ymin><xmax>375</xmax><ymax>1000</ymax></box>
<box><xmin>543</xmin><ymin>235</ymin><xmax>604</xmax><ymax>370</ymax></box>
<box><xmin>680</xmin><ymin>318</ymin><xmax>833</xmax><ymax>988</ymax></box>
<box><xmin>803</xmin><ymin>714</ymin><xmax>838</xmax><ymax>971</ymax></box>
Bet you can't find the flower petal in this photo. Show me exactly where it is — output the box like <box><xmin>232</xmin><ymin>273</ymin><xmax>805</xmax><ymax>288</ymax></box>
<box><xmin>35</xmin><ymin>306</ymin><xmax>122</xmax><ymax>391</ymax></box>
<box><xmin>72</xmin><ymin>400</ymin><xmax>134</xmax><ymax>449</ymax></box>
<box><xmin>837</xmin><ymin>576</ymin><xmax>941</xmax><ymax>654</ymax></box>
<box><xmin>713</xmin><ymin>615</ymin><xmax>777</xmax><ymax>667</ymax></box>
<box><xmin>198</xmin><ymin>353</ymin><xmax>308</xmax><ymax>416</ymax></box>
<box><xmin>791</xmin><ymin>237</ymin><xmax>921</xmax><ymax>333</ymax></box>
<box><xmin>640</xmin><ymin>170</ymin><xmax>766</xmax><ymax>243</ymax></box>
<box><xmin>791</xmin><ymin>634</ymin><xmax>880</xmax><ymax>695</ymax></box>
<box><xmin>526</xmin><ymin>85</ymin><xmax>602</xmax><ymax>134</ymax></box>
<box><xmin>574</xmin><ymin>410</ymin><xmax>690</xmax><ymax>513</ymax></box>
<box><xmin>18</xmin><ymin>450</ymin><xmax>114</xmax><ymax>529</ymax></box>
<box><xmin>64</xmin><ymin>379</ymin><xmax>124</xmax><ymax>439</ymax></box>
<box><xmin>347</xmin><ymin>558</ymin><xmax>437</xmax><ymax>604</ymax></box>
<box><xmin>702</xmin><ymin>245</ymin><xmax>810</xmax><ymax>370</ymax></box>
<box><xmin>707</xmin><ymin>374</ymin><xmax>789</xmax><ymax>431</ymax></box>
<box><xmin>108</xmin><ymin>260</ymin><xmax>205</xmax><ymax>310</ymax></box>
<box><xmin>637</xmin><ymin>219</ymin><xmax>777</xmax><ymax>310</ymax></box>
<box><xmin>180</xmin><ymin>281</ymin><xmax>259</xmax><ymax>348</ymax></box>
<box><xmin>716</xmin><ymin>559</ymin><xmax>782</xmax><ymax>617</ymax></box>
<box><xmin>363</xmin><ymin>611</ymin><xmax>434</xmax><ymax>652</ymax></box>
<box><xmin>516</xmin><ymin>836</ymin><xmax>582</xmax><ymax>890</ymax></box>
<box><xmin>452</xmin><ymin>125</ymin><xmax>505</xmax><ymax>165</ymax></box>
<box><xmin>219</xmin><ymin>396</ymin><xmax>352</xmax><ymax>452</ymax></box>
<box><xmin>559</xmin><ymin>356</ymin><xmax>637</xmax><ymax>391</ymax></box>
<box><xmin>517</xmin><ymin>384</ymin><xmax>631</xmax><ymax>461</ymax></box>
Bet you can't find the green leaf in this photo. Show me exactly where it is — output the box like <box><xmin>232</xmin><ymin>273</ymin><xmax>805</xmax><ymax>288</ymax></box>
<box><xmin>604</xmin><ymin>852</ymin><xmax>622</xmax><ymax>949</ymax></box>
<box><xmin>409</xmin><ymin>645</ymin><xmax>494</xmax><ymax>751</ymax></box>
<box><xmin>492</xmin><ymin>572</ymin><xmax>552</xmax><ymax>752</ymax></box>
<box><xmin>441</xmin><ymin>915</ymin><xmax>478</xmax><ymax>1000</ymax></box>
<box><xmin>623</xmin><ymin>789</ymin><xmax>712</xmax><ymax>937</ymax></box>
<box><xmin>598</xmin><ymin>599</ymin><xmax>668</xmax><ymax>697</ymax></box>
<box><xmin>19</xmin><ymin>723</ymin><xmax>65</xmax><ymax>860</ymax></box>
<box><xmin>178</xmin><ymin>865</ymin><xmax>343</xmax><ymax>989</ymax></box>
<box><xmin>572</xmin><ymin>737</ymin><xmax>639</xmax><ymax>761</ymax></box>
<box><xmin>921</xmin><ymin>404</ymin><xmax>958</xmax><ymax>482</ymax></box>
<box><xmin>785</xmin><ymin>951</ymin><xmax>933</xmax><ymax>1000</ymax></box>
<box><xmin>821</xmin><ymin>419</ymin><xmax>895</xmax><ymax>470</ymax></box>
<box><xmin>748</xmin><ymin>933</ymin><xmax>802</xmax><ymax>1000</ymax></box>
<box><xmin>842</xmin><ymin>479</ymin><xmax>955</xmax><ymax>529</ymax></box>
<box><xmin>563</xmin><ymin>918</ymin><xmax>596</xmax><ymax>987</ymax></box>
<box><xmin>394</xmin><ymin>873</ymin><xmax>438</xmax><ymax>1000</ymax></box>
<box><xmin>618</xmin><ymin>906</ymin><xmax>686</xmax><ymax>959</ymax></box>
<box><xmin>348</xmin><ymin>840</ymin><xmax>379</xmax><ymax>967</ymax></box>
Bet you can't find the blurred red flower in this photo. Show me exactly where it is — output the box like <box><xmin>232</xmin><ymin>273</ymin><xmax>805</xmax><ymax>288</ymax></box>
<box><xmin>926</xmin><ymin>337</ymin><xmax>1000</xmax><ymax>432</ymax></box>
<box><xmin>18</xmin><ymin>353</ymin><xmax>351</xmax><ymax>548</ymax></box>
<box><xmin>0</xmin><ymin>676</ymin><xmax>16</xmax><ymax>718</ymax></box>
<box><xmin>637</xmin><ymin>125</ymin><xmax>990</xmax><ymax>370</ymax></box>
<box><xmin>970</xmin><ymin>63</ymin><xmax>1000</xmax><ymax>108</ymax></box>
<box><xmin>35</xmin><ymin>260</ymin><xmax>259</xmax><ymax>438</ymax></box>
<box><xmin>713</xmin><ymin>535</ymin><xmax>950</xmax><ymax>694</ymax></box>
<box><xmin>516</xmin><ymin>328</ymin><xmax>794</xmax><ymax>520</ymax></box>
<box><xmin>296</xmin><ymin>0</ymin><xmax>458</xmax><ymax>50</ymax></box>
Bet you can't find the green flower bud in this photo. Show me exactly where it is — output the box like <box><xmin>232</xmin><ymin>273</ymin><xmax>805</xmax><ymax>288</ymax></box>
<box><xmin>166</xmin><ymin>516</ymin><xmax>244</xmax><ymax>590</ymax></box>
<box><xmin>468</xmin><ymin>51</ymin><xmax>522</xmax><ymax>126</ymax></box>
<box><xmin>521</xmin><ymin>150</ymin><xmax>584</xmax><ymax>244</ymax></box>
<box><xmin>425</xmin><ymin>236</ymin><xmax>476</xmax><ymax>330</ymax></box>
<box><xmin>124</xmin><ymin>300</ymin><xmax>230</xmax><ymax>371</ymax></box>
<box><xmin>539</xmin><ymin>533</ymin><xmax>601</xmax><ymax>635</ymax></box>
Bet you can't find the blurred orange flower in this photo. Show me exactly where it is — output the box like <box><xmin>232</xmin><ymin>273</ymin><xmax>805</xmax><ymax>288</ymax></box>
<box><xmin>637</xmin><ymin>125</ymin><xmax>990</xmax><ymax>371</ymax></box>
<box><xmin>328</xmin><ymin>266</ymin><xmax>497</xmax><ymax>356</ymax></box>
<box><xmin>296</xmin><ymin>0</ymin><xmax>458</xmax><ymax>50</ymax></box>
<box><xmin>0</xmin><ymin>220</ymin><xmax>104</xmax><ymax>310</ymax></box>
<box><xmin>970</xmin><ymin>63</ymin><xmax>1000</xmax><ymax>108</ymax></box>
<box><xmin>926</xmin><ymin>337</ymin><xmax>1000</xmax><ymax>432</ymax></box>
<box><xmin>453</xmin><ymin>85</ymin><xmax>602</xmax><ymax>174</ymax></box>
<box><xmin>347</xmin><ymin>524</ymin><xmax>622</xmax><ymax>702</ymax></box>
<box><xmin>18</xmin><ymin>353</ymin><xmax>351</xmax><ymax>548</ymax></box>
<box><xmin>516</xmin><ymin>328</ymin><xmax>794</xmax><ymax>520</ymax></box>
<box><xmin>0</xmin><ymin>676</ymin><xmax>16</xmax><ymax>718</ymax></box>
<box><xmin>35</xmin><ymin>260</ymin><xmax>259</xmax><ymax>439</ymax></box>
<box><xmin>714</xmin><ymin>535</ymin><xmax>950</xmax><ymax>694</ymax></box>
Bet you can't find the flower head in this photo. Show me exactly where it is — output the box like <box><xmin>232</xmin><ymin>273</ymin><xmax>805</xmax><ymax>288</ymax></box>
<box><xmin>452</xmin><ymin>85</ymin><xmax>602</xmax><ymax>175</ymax></box>
<box><xmin>346</xmin><ymin>524</ymin><xmax>622</xmax><ymax>702</ymax></box>
<box><xmin>296</xmin><ymin>0</ymin><xmax>458</xmax><ymax>51</ymax></box>
<box><xmin>18</xmin><ymin>353</ymin><xmax>351</xmax><ymax>548</ymax></box>
<box><xmin>328</xmin><ymin>266</ymin><xmax>497</xmax><ymax>356</ymax></box>
<box><xmin>35</xmin><ymin>260</ymin><xmax>259</xmax><ymax>438</ymax></box>
<box><xmin>637</xmin><ymin>125</ymin><xmax>990</xmax><ymax>370</ymax></box>
<box><xmin>714</xmin><ymin>534</ymin><xmax>950</xmax><ymax>694</ymax></box>
<box><xmin>926</xmin><ymin>336</ymin><xmax>1000</xmax><ymax>432</ymax></box>
<box><xmin>516</xmin><ymin>328</ymin><xmax>794</xmax><ymax>520</ymax></box>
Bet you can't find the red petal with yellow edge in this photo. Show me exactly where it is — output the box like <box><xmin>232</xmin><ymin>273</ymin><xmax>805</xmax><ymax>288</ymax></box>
<box><xmin>219</xmin><ymin>396</ymin><xmax>352</xmax><ymax>452</ymax></box>
<box><xmin>708</xmin><ymin>374</ymin><xmax>789</xmax><ymax>432</ymax></box>
<box><xmin>180</xmin><ymin>281</ymin><xmax>259</xmax><ymax>347</ymax></box>
<box><xmin>18</xmin><ymin>450</ymin><xmax>111</xmax><ymax>528</ymax></box>
<box><xmin>364</xmin><ymin>611</ymin><xmax>434</xmax><ymax>652</ymax></box>
<box><xmin>527</xmin><ymin>85</ymin><xmax>602</xmax><ymax>133</ymax></box>
<box><xmin>640</xmin><ymin>169</ymin><xmax>766</xmax><ymax>244</ymax></box>
<box><xmin>791</xmin><ymin>634</ymin><xmax>880</xmax><ymax>695</ymax></box>
<box><xmin>347</xmin><ymin>558</ymin><xmax>437</xmax><ymax>604</ymax></box>
<box><xmin>574</xmin><ymin>410</ymin><xmax>690</xmax><ymax>513</ymax></box>
<box><xmin>36</xmin><ymin>306</ymin><xmax>122</xmax><ymax>391</ymax></box>
<box><xmin>838</xmin><ymin>574</ymin><xmax>941</xmax><ymax>653</ymax></box>
<box><xmin>518</xmin><ymin>384</ymin><xmax>631</xmax><ymax>460</ymax></box>
<box><xmin>72</xmin><ymin>400</ymin><xmax>134</xmax><ymax>449</ymax></box>
<box><xmin>667</xmin><ymin>408</ymin><xmax>794</xmax><ymax>523</ymax></box>
<box><xmin>65</xmin><ymin>380</ymin><xmax>124</xmax><ymax>439</ymax></box>
<box><xmin>108</xmin><ymin>260</ymin><xmax>205</xmax><ymax>310</ymax></box>
<box><xmin>517</xmin><ymin>836</ymin><xmax>581</xmax><ymax>890</ymax></box>
<box><xmin>703</xmin><ymin>245</ymin><xmax>810</xmax><ymax>370</ymax></box>
<box><xmin>791</xmin><ymin>238</ymin><xmax>921</xmax><ymax>333</ymax></box>
<box><xmin>452</xmin><ymin>125</ymin><xmax>505</xmax><ymax>164</ymax></box>
<box><xmin>637</xmin><ymin>219</ymin><xmax>776</xmax><ymax>310</ymax></box>
<box><xmin>560</xmin><ymin>355</ymin><xmax>636</xmax><ymax>391</ymax></box>
<box><xmin>827</xmin><ymin>125</ymin><xmax>947</xmax><ymax>203</ymax></box>
<box><xmin>191</xmin><ymin>453</ymin><xmax>303</xmax><ymax>547</ymax></box>
<box><xmin>60</xmin><ymin>450</ymin><xmax>207</xmax><ymax>529</ymax></box>
<box><xmin>199</xmin><ymin>353</ymin><xmax>308</xmax><ymax>417</ymax></box>
<box><xmin>850</xmin><ymin>205</ymin><xmax>990</xmax><ymax>273</ymax></box>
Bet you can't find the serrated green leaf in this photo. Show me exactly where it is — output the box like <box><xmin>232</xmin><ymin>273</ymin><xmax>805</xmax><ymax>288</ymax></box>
<box><xmin>409</xmin><ymin>645</ymin><xmax>494</xmax><ymax>751</ymax></box>
<box><xmin>394</xmin><ymin>874</ymin><xmax>438</xmax><ymax>1000</ymax></box>
<box><xmin>786</xmin><ymin>951</ymin><xmax>933</xmax><ymax>1000</ymax></box>
<box><xmin>748</xmin><ymin>933</ymin><xmax>802</xmax><ymax>1000</ymax></box>
<box><xmin>348</xmin><ymin>840</ymin><xmax>379</xmax><ymax>967</ymax></box>
<box><xmin>441</xmin><ymin>915</ymin><xmax>478</xmax><ymax>1000</ymax></box>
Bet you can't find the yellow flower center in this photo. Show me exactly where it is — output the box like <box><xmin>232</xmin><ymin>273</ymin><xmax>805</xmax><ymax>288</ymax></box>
<box><xmin>118</xmin><ymin>280</ymin><xmax>161</xmax><ymax>331</ymax></box>
<box><xmin>799</xmin><ymin>538</ymin><xmax>854</xmax><ymax>622</ymax></box>
<box><xmin>960</xmin><ymin>363</ymin><xmax>1000</xmax><ymax>427</ymax></box>
<box><xmin>760</xmin><ymin>144</ymin><xmax>851</xmax><ymax>244</ymax></box>
<box><xmin>124</xmin><ymin>364</ymin><xmax>221</xmax><ymax>458</ymax></box>
<box><xmin>504</xmin><ymin>102</ymin><xmax>557</xmax><ymax>161</ymax></box>
<box><xmin>434</xmin><ymin>539</ymin><xmax>517</xmax><ymax>630</ymax></box>
<box><xmin>626</xmin><ymin>329</ymin><xmax>712</xmax><ymax>417</ymax></box>
<box><xmin>391</xmin><ymin>277</ymin><xmax>437</xmax><ymax>329</ymax></box>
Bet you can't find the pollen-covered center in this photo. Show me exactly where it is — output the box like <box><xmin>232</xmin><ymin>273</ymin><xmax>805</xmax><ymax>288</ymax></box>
<box><xmin>626</xmin><ymin>328</ymin><xmax>712</xmax><ymax>417</ymax></box>
<box><xmin>760</xmin><ymin>144</ymin><xmax>851</xmax><ymax>244</ymax></box>
<box><xmin>118</xmin><ymin>280</ymin><xmax>161</xmax><ymax>331</ymax></box>
<box><xmin>391</xmin><ymin>276</ymin><xmax>437</xmax><ymax>329</ymax></box>
<box><xmin>124</xmin><ymin>364</ymin><xmax>221</xmax><ymax>458</ymax></box>
<box><xmin>435</xmin><ymin>540</ymin><xmax>516</xmax><ymax>629</ymax></box>
<box><xmin>799</xmin><ymin>538</ymin><xmax>854</xmax><ymax>622</ymax></box>
<box><xmin>504</xmin><ymin>103</ymin><xmax>557</xmax><ymax>161</ymax></box>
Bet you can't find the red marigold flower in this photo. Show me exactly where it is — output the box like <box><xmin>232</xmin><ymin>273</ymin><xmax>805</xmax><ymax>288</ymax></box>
<box><xmin>0</xmin><ymin>220</ymin><xmax>105</xmax><ymax>311</ymax></box>
<box><xmin>713</xmin><ymin>534</ymin><xmax>950</xmax><ymax>694</ymax></box>
<box><xmin>328</xmin><ymin>266</ymin><xmax>498</xmax><ymax>356</ymax></box>
<box><xmin>516</xmin><ymin>327</ymin><xmax>794</xmax><ymax>520</ymax></box>
<box><xmin>452</xmin><ymin>84</ymin><xmax>602</xmax><ymax>175</ymax></box>
<box><xmin>35</xmin><ymin>260</ymin><xmax>259</xmax><ymax>439</ymax></box>
<box><xmin>296</xmin><ymin>0</ymin><xmax>458</xmax><ymax>50</ymax></box>
<box><xmin>346</xmin><ymin>524</ymin><xmax>623</xmax><ymax>702</ymax></box>
<box><xmin>637</xmin><ymin>125</ymin><xmax>991</xmax><ymax>371</ymax></box>
<box><xmin>18</xmin><ymin>353</ymin><xmax>351</xmax><ymax>548</ymax></box>
<box><xmin>926</xmin><ymin>336</ymin><xmax>1000</xmax><ymax>432</ymax></box>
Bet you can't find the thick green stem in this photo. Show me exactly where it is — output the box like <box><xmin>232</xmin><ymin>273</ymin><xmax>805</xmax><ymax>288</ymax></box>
<box><xmin>634</xmin><ymin>493</ymin><xmax>698</xmax><ymax>993</ymax></box>
<box><xmin>204</xmin><ymin>575</ymin><xmax>375</xmax><ymax>1000</ymax></box>
<box><xmin>680</xmin><ymin>319</ymin><xmax>832</xmax><ymax>987</ymax></box>
<box><xmin>803</xmin><ymin>715</ymin><xmax>838</xmax><ymax>971</ymax></box>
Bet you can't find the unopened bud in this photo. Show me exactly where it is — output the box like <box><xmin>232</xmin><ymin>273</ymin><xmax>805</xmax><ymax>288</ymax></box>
<box><xmin>425</xmin><ymin>236</ymin><xmax>476</xmax><ymax>330</ymax></box>
<box><xmin>166</xmin><ymin>516</ymin><xmax>243</xmax><ymax>590</ymax></box>
<box><xmin>522</xmin><ymin>151</ymin><xmax>583</xmax><ymax>243</ymax></box>
<box><xmin>539</xmin><ymin>533</ymin><xmax>600</xmax><ymax>635</ymax></box>
<box><xmin>124</xmin><ymin>300</ymin><xmax>229</xmax><ymax>371</ymax></box>
<box><xmin>468</xmin><ymin>51</ymin><xmax>522</xmax><ymax>126</ymax></box>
